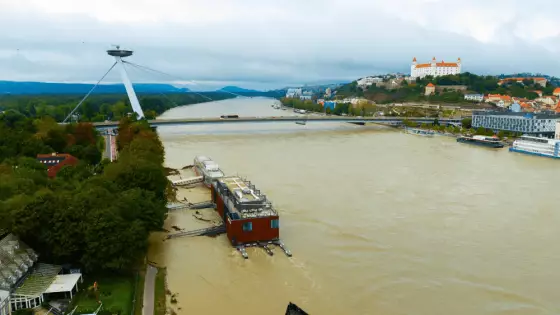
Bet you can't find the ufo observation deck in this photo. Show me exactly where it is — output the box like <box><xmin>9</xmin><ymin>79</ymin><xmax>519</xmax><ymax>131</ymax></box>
<box><xmin>107</xmin><ymin>49</ymin><xmax>133</xmax><ymax>58</ymax></box>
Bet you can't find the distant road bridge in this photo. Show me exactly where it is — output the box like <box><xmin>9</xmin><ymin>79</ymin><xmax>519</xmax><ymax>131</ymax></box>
<box><xmin>92</xmin><ymin>116</ymin><xmax>462</xmax><ymax>130</ymax></box>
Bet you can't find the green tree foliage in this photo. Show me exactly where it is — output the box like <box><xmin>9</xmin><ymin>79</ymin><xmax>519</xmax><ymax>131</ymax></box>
<box><xmin>0</xmin><ymin>114</ymin><xmax>169</xmax><ymax>272</ymax></box>
<box><xmin>0</xmin><ymin>92</ymin><xmax>236</xmax><ymax>122</ymax></box>
<box><xmin>279</xmin><ymin>98</ymin><xmax>324</xmax><ymax>113</ymax></box>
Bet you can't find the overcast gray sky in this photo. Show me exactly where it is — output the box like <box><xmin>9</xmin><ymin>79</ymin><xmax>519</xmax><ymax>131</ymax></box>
<box><xmin>0</xmin><ymin>0</ymin><xmax>558</xmax><ymax>90</ymax></box>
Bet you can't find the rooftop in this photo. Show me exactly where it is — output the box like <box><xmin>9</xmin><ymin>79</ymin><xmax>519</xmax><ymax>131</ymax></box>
<box><xmin>473</xmin><ymin>111</ymin><xmax>560</xmax><ymax>119</ymax></box>
<box><xmin>13</xmin><ymin>263</ymin><xmax>61</xmax><ymax>297</ymax></box>
<box><xmin>0</xmin><ymin>234</ymin><xmax>38</xmax><ymax>290</ymax></box>
<box><xmin>217</xmin><ymin>176</ymin><xmax>277</xmax><ymax>219</ymax></box>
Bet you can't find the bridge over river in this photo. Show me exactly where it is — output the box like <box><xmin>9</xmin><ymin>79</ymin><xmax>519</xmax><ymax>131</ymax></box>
<box><xmin>92</xmin><ymin>115</ymin><xmax>462</xmax><ymax>130</ymax></box>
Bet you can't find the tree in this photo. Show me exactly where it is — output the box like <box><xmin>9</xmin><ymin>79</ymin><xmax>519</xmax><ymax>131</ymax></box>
<box><xmin>462</xmin><ymin>117</ymin><xmax>472</xmax><ymax>129</ymax></box>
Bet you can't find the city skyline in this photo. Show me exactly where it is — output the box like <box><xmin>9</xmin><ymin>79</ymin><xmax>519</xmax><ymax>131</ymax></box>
<box><xmin>0</xmin><ymin>0</ymin><xmax>559</xmax><ymax>89</ymax></box>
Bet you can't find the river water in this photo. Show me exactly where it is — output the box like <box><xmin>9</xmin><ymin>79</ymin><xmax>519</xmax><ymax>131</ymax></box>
<box><xmin>150</xmin><ymin>97</ymin><xmax>560</xmax><ymax>315</ymax></box>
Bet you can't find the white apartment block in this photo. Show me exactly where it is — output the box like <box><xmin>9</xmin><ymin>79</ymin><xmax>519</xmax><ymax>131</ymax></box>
<box><xmin>357</xmin><ymin>77</ymin><xmax>382</xmax><ymax>88</ymax></box>
<box><xmin>464</xmin><ymin>94</ymin><xmax>484</xmax><ymax>102</ymax></box>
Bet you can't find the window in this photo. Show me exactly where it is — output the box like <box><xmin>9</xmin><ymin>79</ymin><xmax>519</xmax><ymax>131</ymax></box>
<box><xmin>242</xmin><ymin>222</ymin><xmax>252</xmax><ymax>232</ymax></box>
<box><xmin>271</xmin><ymin>219</ymin><xmax>279</xmax><ymax>229</ymax></box>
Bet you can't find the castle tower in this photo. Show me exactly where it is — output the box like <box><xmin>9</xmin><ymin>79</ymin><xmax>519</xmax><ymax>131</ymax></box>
<box><xmin>457</xmin><ymin>57</ymin><xmax>462</xmax><ymax>72</ymax></box>
<box><xmin>107</xmin><ymin>46</ymin><xmax>145</xmax><ymax>119</ymax></box>
<box><xmin>411</xmin><ymin>57</ymin><xmax>417</xmax><ymax>78</ymax></box>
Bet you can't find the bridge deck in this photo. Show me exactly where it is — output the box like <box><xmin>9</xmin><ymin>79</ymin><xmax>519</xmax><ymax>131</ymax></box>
<box><xmin>92</xmin><ymin>116</ymin><xmax>462</xmax><ymax>129</ymax></box>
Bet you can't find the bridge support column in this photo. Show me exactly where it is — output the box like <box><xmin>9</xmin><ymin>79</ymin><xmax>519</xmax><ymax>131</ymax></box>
<box><xmin>114</xmin><ymin>56</ymin><xmax>145</xmax><ymax>119</ymax></box>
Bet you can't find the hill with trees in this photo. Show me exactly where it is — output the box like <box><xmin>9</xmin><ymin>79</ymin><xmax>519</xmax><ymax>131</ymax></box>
<box><xmin>335</xmin><ymin>72</ymin><xmax>558</xmax><ymax>104</ymax></box>
<box><xmin>0</xmin><ymin>81</ymin><xmax>190</xmax><ymax>95</ymax></box>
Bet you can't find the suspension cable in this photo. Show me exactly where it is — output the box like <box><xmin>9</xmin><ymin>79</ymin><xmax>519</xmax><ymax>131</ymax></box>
<box><xmin>122</xmin><ymin>61</ymin><xmax>215</xmax><ymax>101</ymax></box>
<box><xmin>63</xmin><ymin>61</ymin><xmax>117</xmax><ymax>123</ymax></box>
<box><xmin>122</xmin><ymin>60</ymin><xmax>251</xmax><ymax>99</ymax></box>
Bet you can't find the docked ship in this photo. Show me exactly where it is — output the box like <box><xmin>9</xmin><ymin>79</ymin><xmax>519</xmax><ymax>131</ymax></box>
<box><xmin>193</xmin><ymin>156</ymin><xmax>225</xmax><ymax>187</ymax></box>
<box><xmin>509</xmin><ymin>136</ymin><xmax>560</xmax><ymax>159</ymax></box>
<box><xmin>457</xmin><ymin>135</ymin><xmax>504</xmax><ymax>148</ymax></box>
<box><xmin>405</xmin><ymin>128</ymin><xmax>435</xmax><ymax>137</ymax></box>
<box><xmin>211</xmin><ymin>176</ymin><xmax>291</xmax><ymax>259</ymax></box>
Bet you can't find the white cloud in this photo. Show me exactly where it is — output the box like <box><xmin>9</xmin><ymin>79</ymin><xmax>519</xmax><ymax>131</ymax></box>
<box><xmin>0</xmin><ymin>0</ymin><xmax>558</xmax><ymax>89</ymax></box>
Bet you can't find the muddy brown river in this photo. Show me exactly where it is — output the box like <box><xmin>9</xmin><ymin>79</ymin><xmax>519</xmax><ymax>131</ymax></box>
<box><xmin>148</xmin><ymin>97</ymin><xmax>560</xmax><ymax>315</ymax></box>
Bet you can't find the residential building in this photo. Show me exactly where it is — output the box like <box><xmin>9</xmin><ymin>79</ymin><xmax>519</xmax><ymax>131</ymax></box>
<box><xmin>36</xmin><ymin>153</ymin><xmax>79</xmax><ymax>178</ymax></box>
<box><xmin>424</xmin><ymin>83</ymin><xmax>436</xmax><ymax>96</ymax></box>
<box><xmin>556</xmin><ymin>120</ymin><xmax>560</xmax><ymax>140</ymax></box>
<box><xmin>357</xmin><ymin>77</ymin><xmax>382</xmax><ymax>88</ymax></box>
<box><xmin>464</xmin><ymin>94</ymin><xmax>484</xmax><ymax>102</ymax></box>
<box><xmin>486</xmin><ymin>94</ymin><xmax>512</xmax><ymax>107</ymax></box>
<box><xmin>472</xmin><ymin>112</ymin><xmax>560</xmax><ymax>136</ymax></box>
<box><xmin>0</xmin><ymin>233</ymin><xmax>82</xmax><ymax>311</ymax></box>
<box><xmin>285</xmin><ymin>88</ymin><xmax>302</xmax><ymax>98</ymax></box>
<box><xmin>411</xmin><ymin>57</ymin><xmax>462</xmax><ymax>79</ymax></box>
<box><xmin>553</xmin><ymin>87</ymin><xmax>560</xmax><ymax>98</ymax></box>
<box><xmin>498</xmin><ymin>77</ymin><xmax>548</xmax><ymax>88</ymax></box>
<box><xmin>536</xmin><ymin>96</ymin><xmax>557</xmax><ymax>105</ymax></box>
<box><xmin>0</xmin><ymin>291</ymin><xmax>9</xmax><ymax>315</ymax></box>
<box><xmin>299</xmin><ymin>91</ymin><xmax>313</xmax><ymax>101</ymax></box>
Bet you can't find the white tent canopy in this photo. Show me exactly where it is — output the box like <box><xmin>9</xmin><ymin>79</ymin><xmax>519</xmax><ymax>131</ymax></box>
<box><xmin>44</xmin><ymin>274</ymin><xmax>82</xmax><ymax>297</ymax></box>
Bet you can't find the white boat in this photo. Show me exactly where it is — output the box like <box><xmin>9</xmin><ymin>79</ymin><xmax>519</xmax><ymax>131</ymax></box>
<box><xmin>509</xmin><ymin>135</ymin><xmax>560</xmax><ymax>159</ymax></box>
<box><xmin>172</xmin><ymin>176</ymin><xmax>203</xmax><ymax>187</ymax></box>
<box><xmin>405</xmin><ymin>128</ymin><xmax>435</xmax><ymax>137</ymax></box>
<box><xmin>193</xmin><ymin>156</ymin><xmax>225</xmax><ymax>187</ymax></box>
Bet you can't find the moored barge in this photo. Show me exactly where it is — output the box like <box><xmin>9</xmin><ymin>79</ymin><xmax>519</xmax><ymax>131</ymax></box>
<box><xmin>211</xmin><ymin>176</ymin><xmax>291</xmax><ymax>258</ymax></box>
<box><xmin>457</xmin><ymin>135</ymin><xmax>504</xmax><ymax>148</ymax></box>
<box><xmin>405</xmin><ymin>127</ymin><xmax>435</xmax><ymax>137</ymax></box>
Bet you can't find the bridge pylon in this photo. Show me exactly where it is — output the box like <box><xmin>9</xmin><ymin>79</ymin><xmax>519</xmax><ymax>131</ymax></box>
<box><xmin>107</xmin><ymin>45</ymin><xmax>145</xmax><ymax>119</ymax></box>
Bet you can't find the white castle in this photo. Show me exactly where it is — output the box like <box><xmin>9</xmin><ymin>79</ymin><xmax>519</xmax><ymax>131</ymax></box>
<box><xmin>411</xmin><ymin>57</ymin><xmax>462</xmax><ymax>79</ymax></box>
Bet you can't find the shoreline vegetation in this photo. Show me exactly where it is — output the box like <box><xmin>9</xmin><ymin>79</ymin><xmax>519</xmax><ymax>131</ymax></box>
<box><xmin>0</xmin><ymin>110</ymin><xmax>173</xmax><ymax>314</ymax></box>
<box><xmin>401</xmin><ymin>118</ymin><xmax>521</xmax><ymax>143</ymax></box>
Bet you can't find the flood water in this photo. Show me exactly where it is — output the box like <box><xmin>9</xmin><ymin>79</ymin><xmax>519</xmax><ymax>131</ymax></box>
<box><xmin>149</xmin><ymin>97</ymin><xmax>560</xmax><ymax>315</ymax></box>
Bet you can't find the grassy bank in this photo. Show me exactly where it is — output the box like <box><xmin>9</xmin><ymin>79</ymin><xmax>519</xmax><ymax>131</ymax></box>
<box><xmin>71</xmin><ymin>274</ymin><xmax>135</xmax><ymax>315</ymax></box>
<box><xmin>154</xmin><ymin>268</ymin><xmax>167</xmax><ymax>315</ymax></box>
<box><xmin>133</xmin><ymin>265</ymin><xmax>146</xmax><ymax>315</ymax></box>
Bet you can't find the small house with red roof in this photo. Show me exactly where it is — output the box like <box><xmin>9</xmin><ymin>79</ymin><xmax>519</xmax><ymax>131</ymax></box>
<box><xmin>36</xmin><ymin>153</ymin><xmax>79</xmax><ymax>178</ymax></box>
<box><xmin>553</xmin><ymin>87</ymin><xmax>560</xmax><ymax>98</ymax></box>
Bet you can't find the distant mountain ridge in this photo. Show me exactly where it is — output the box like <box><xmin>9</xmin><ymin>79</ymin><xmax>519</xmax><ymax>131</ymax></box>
<box><xmin>0</xmin><ymin>81</ymin><xmax>190</xmax><ymax>95</ymax></box>
<box><xmin>218</xmin><ymin>86</ymin><xmax>261</xmax><ymax>93</ymax></box>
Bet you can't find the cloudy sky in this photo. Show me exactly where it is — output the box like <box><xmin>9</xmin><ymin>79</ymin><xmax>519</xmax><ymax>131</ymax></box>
<box><xmin>0</xmin><ymin>0</ymin><xmax>559</xmax><ymax>90</ymax></box>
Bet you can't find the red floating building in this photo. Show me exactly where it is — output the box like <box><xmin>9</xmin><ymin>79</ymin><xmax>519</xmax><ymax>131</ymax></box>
<box><xmin>211</xmin><ymin>176</ymin><xmax>291</xmax><ymax>258</ymax></box>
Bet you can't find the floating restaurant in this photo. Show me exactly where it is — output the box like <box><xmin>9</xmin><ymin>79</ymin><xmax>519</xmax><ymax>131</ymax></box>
<box><xmin>211</xmin><ymin>176</ymin><xmax>291</xmax><ymax>258</ymax></box>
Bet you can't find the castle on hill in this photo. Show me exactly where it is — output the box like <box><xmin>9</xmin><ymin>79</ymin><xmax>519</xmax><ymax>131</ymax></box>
<box><xmin>411</xmin><ymin>57</ymin><xmax>462</xmax><ymax>79</ymax></box>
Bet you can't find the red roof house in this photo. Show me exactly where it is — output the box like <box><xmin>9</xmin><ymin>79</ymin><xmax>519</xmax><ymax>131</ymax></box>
<box><xmin>36</xmin><ymin>153</ymin><xmax>79</xmax><ymax>178</ymax></box>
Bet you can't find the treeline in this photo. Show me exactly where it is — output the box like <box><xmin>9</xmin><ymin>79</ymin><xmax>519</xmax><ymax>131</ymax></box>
<box><xmin>0</xmin><ymin>112</ymin><xmax>169</xmax><ymax>272</ymax></box>
<box><xmin>0</xmin><ymin>92</ymin><xmax>236</xmax><ymax>122</ymax></box>
<box><xmin>280</xmin><ymin>97</ymin><xmax>378</xmax><ymax>116</ymax></box>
